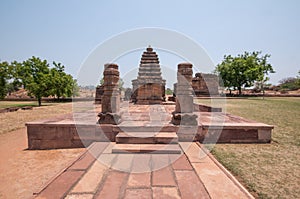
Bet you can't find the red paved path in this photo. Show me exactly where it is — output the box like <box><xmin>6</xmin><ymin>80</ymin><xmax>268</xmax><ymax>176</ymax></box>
<box><xmin>35</xmin><ymin>142</ymin><xmax>254</xmax><ymax>199</ymax></box>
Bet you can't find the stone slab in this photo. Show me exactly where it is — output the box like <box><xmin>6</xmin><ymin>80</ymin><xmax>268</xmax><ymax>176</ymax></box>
<box><xmin>36</xmin><ymin>170</ymin><xmax>84</xmax><ymax>199</ymax></box>
<box><xmin>112</xmin><ymin>144</ymin><xmax>182</xmax><ymax>154</ymax></box>
<box><xmin>175</xmin><ymin>170</ymin><xmax>210</xmax><ymax>199</ymax></box>
<box><xmin>152</xmin><ymin>166</ymin><xmax>177</xmax><ymax>186</ymax></box>
<box><xmin>95</xmin><ymin>170</ymin><xmax>128</xmax><ymax>199</ymax></box>
<box><xmin>124</xmin><ymin>189</ymin><xmax>152</xmax><ymax>199</ymax></box>
<box><xmin>71</xmin><ymin>160</ymin><xmax>107</xmax><ymax>193</ymax></box>
<box><xmin>116</xmin><ymin>132</ymin><xmax>178</xmax><ymax>144</ymax></box>
<box><xmin>152</xmin><ymin>187</ymin><xmax>181</xmax><ymax>199</ymax></box>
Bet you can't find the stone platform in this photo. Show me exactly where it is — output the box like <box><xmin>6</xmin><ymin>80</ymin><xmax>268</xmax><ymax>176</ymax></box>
<box><xmin>26</xmin><ymin>102</ymin><xmax>273</xmax><ymax>150</ymax></box>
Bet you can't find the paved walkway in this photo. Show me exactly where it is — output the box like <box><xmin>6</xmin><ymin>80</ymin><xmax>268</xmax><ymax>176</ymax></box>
<box><xmin>35</xmin><ymin>142</ymin><xmax>254</xmax><ymax>199</ymax></box>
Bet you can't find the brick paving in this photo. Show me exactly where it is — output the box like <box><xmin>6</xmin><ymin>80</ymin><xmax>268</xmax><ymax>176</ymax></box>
<box><xmin>35</xmin><ymin>142</ymin><xmax>254</xmax><ymax>199</ymax></box>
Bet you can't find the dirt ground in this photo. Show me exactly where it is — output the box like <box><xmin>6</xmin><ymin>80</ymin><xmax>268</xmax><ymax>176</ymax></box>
<box><xmin>0</xmin><ymin>128</ymin><xmax>85</xmax><ymax>199</ymax></box>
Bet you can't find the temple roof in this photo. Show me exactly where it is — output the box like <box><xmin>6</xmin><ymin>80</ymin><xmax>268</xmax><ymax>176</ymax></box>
<box><xmin>140</xmin><ymin>46</ymin><xmax>160</xmax><ymax>64</ymax></box>
<box><xmin>136</xmin><ymin>46</ymin><xmax>165</xmax><ymax>84</ymax></box>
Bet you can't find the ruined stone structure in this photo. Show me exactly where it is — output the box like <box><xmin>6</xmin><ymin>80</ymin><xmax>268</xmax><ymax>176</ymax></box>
<box><xmin>131</xmin><ymin>46</ymin><xmax>166</xmax><ymax>104</ymax></box>
<box><xmin>27</xmin><ymin>48</ymin><xmax>273</xmax><ymax>151</ymax></box>
<box><xmin>95</xmin><ymin>85</ymin><xmax>104</xmax><ymax>104</ymax></box>
<box><xmin>172</xmin><ymin>63</ymin><xmax>198</xmax><ymax>125</ymax></box>
<box><xmin>192</xmin><ymin>73</ymin><xmax>219</xmax><ymax>96</ymax></box>
<box><xmin>98</xmin><ymin>63</ymin><xmax>121</xmax><ymax>124</ymax></box>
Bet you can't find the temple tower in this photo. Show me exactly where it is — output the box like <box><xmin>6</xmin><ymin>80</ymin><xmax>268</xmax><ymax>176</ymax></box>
<box><xmin>132</xmin><ymin>46</ymin><xmax>166</xmax><ymax>104</ymax></box>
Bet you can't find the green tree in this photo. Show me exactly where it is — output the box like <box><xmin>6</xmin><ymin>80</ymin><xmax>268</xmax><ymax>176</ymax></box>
<box><xmin>0</xmin><ymin>61</ymin><xmax>10</xmax><ymax>99</ymax></box>
<box><xmin>165</xmin><ymin>88</ymin><xmax>173</xmax><ymax>95</ymax></box>
<box><xmin>49</xmin><ymin>62</ymin><xmax>79</xmax><ymax>99</ymax></box>
<box><xmin>23</xmin><ymin>56</ymin><xmax>51</xmax><ymax>106</ymax></box>
<box><xmin>215</xmin><ymin>51</ymin><xmax>275</xmax><ymax>95</ymax></box>
<box><xmin>71</xmin><ymin>79</ymin><xmax>80</xmax><ymax>97</ymax></box>
<box><xmin>9</xmin><ymin>60</ymin><xmax>30</xmax><ymax>89</ymax></box>
<box><xmin>297</xmin><ymin>70</ymin><xmax>300</xmax><ymax>87</ymax></box>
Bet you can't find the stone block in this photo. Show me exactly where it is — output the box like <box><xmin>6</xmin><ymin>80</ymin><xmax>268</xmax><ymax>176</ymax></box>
<box><xmin>36</xmin><ymin>170</ymin><xmax>85</xmax><ymax>199</ymax></box>
<box><xmin>172</xmin><ymin>113</ymin><xmax>198</xmax><ymax>126</ymax></box>
<box><xmin>152</xmin><ymin>166</ymin><xmax>176</xmax><ymax>186</ymax></box>
<box><xmin>175</xmin><ymin>170</ymin><xmax>210</xmax><ymax>199</ymax></box>
<box><xmin>98</xmin><ymin>112</ymin><xmax>121</xmax><ymax>125</ymax></box>
<box><xmin>95</xmin><ymin>170</ymin><xmax>128</xmax><ymax>199</ymax></box>
<box><xmin>258</xmin><ymin>129</ymin><xmax>271</xmax><ymax>142</ymax></box>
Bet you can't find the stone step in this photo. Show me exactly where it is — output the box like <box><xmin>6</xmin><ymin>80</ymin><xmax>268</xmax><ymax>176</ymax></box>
<box><xmin>116</xmin><ymin>125</ymin><xmax>176</xmax><ymax>132</ymax></box>
<box><xmin>112</xmin><ymin>144</ymin><xmax>182</xmax><ymax>154</ymax></box>
<box><xmin>116</xmin><ymin>132</ymin><xmax>178</xmax><ymax>144</ymax></box>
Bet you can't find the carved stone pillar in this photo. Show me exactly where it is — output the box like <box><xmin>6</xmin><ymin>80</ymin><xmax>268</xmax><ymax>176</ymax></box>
<box><xmin>172</xmin><ymin>63</ymin><xmax>198</xmax><ymax>125</ymax></box>
<box><xmin>98</xmin><ymin>63</ymin><xmax>121</xmax><ymax>124</ymax></box>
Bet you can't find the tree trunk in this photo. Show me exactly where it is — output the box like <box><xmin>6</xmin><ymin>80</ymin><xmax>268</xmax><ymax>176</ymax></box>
<box><xmin>38</xmin><ymin>97</ymin><xmax>42</xmax><ymax>106</ymax></box>
<box><xmin>238</xmin><ymin>87</ymin><xmax>242</xmax><ymax>96</ymax></box>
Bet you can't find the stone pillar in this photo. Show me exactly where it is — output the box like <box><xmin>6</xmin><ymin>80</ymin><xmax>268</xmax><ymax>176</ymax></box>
<box><xmin>95</xmin><ymin>85</ymin><xmax>104</xmax><ymax>104</ymax></box>
<box><xmin>172</xmin><ymin>63</ymin><xmax>198</xmax><ymax>125</ymax></box>
<box><xmin>98</xmin><ymin>63</ymin><xmax>121</xmax><ymax>124</ymax></box>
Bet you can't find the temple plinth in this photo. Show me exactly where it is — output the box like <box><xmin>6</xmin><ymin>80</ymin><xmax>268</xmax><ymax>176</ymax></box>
<box><xmin>132</xmin><ymin>46</ymin><xmax>166</xmax><ymax>104</ymax></box>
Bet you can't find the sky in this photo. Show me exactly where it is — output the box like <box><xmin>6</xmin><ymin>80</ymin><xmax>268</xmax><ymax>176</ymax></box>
<box><xmin>0</xmin><ymin>0</ymin><xmax>299</xmax><ymax>87</ymax></box>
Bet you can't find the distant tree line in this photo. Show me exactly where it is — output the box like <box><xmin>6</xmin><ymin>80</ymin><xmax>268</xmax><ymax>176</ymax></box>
<box><xmin>0</xmin><ymin>56</ymin><xmax>79</xmax><ymax>106</ymax></box>
<box><xmin>278</xmin><ymin>71</ymin><xmax>300</xmax><ymax>92</ymax></box>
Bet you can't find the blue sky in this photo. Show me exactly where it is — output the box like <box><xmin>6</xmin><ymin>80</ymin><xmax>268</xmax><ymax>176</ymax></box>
<box><xmin>0</xmin><ymin>0</ymin><xmax>299</xmax><ymax>87</ymax></box>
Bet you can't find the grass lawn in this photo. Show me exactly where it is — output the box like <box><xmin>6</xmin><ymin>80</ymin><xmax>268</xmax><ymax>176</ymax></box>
<box><xmin>0</xmin><ymin>101</ymin><xmax>38</xmax><ymax>109</ymax></box>
<box><xmin>0</xmin><ymin>101</ymin><xmax>74</xmax><ymax>134</ymax></box>
<box><xmin>197</xmin><ymin>97</ymin><xmax>300</xmax><ymax>199</ymax></box>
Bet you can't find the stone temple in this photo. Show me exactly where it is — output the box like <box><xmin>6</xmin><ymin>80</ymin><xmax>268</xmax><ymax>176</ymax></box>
<box><xmin>26</xmin><ymin>45</ymin><xmax>274</xmax><ymax>152</ymax></box>
<box><xmin>131</xmin><ymin>46</ymin><xmax>166</xmax><ymax>104</ymax></box>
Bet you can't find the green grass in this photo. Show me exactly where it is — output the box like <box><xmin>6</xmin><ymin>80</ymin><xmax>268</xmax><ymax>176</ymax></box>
<box><xmin>0</xmin><ymin>101</ymin><xmax>74</xmax><ymax>135</ymax></box>
<box><xmin>0</xmin><ymin>101</ymin><xmax>38</xmax><ymax>109</ymax></box>
<box><xmin>198</xmin><ymin>97</ymin><xmax>300</xmax><ymax>199</ymax></box>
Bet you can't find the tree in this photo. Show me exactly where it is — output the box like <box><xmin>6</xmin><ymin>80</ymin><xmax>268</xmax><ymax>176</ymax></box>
<box><xmin>279</xmin><ymin>77</ymin><xmax>300</xmax><ymax>91</ymax></box>
<box><xmin>0</xmin><ymin>61</ymin><xmax>10</xmax><ymax>99</ymax></box>
<box><xmin>165</xmin><ymin>88</ymin><xmax>173</xmax><ymax>95</ymax></box>
<box><xmin>9</xmin><ymin>60</ymin><xmax>30</xmax><ymax>89</ymax></box>
<box><xmin>297</xmin><ymin>70</ymin><xmax>300</xmax><ymax>87</ymax></box>
<box><xmin>49</xmin><ymin>62</ymin><xmax>75</xmax><ymax>99</ymax></box>
<box><xmin>23</xmin><ymin>56</ymin><xmax>51</xmax><ymax>106</ymax></box>
<box><xmin>215</xmin><ymin>51</ymin><xmax>275</xmax><ymax>95</ymax></box>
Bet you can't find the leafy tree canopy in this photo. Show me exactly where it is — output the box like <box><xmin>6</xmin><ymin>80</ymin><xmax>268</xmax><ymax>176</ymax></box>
<box><xmin>0</xmin><ymin>61</ymin><xmax>10</xmax><ymax>99</ymax></box>
<box><xmin>0</xmin><ymin>57</ymin><xmax>79</xmax><ymax>105</ymax></box>
<box><xmin>215</xmin><ymin>51</ymin><xmax>275</xmax><ymax>95</ymax></box>
<box><xmin>22</xmin><ymin>56</ymin><xmax>51</xmax><ymax>106</ymax></box>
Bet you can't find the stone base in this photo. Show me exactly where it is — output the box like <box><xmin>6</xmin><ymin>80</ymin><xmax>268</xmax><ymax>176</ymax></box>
<box><xmin>98</xmin><ymin>112</ymin><xmax>121</xmax><ymax>125</ymax></box>
<box><xmin>171</xmin><ymin>112</ymin><xmax>198</xmax><ymax>126</ymax></box>
<box><xmin>135</xmin><ymin>100</ymin><xmax>163</xmax><ymax>105</ymax></box>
